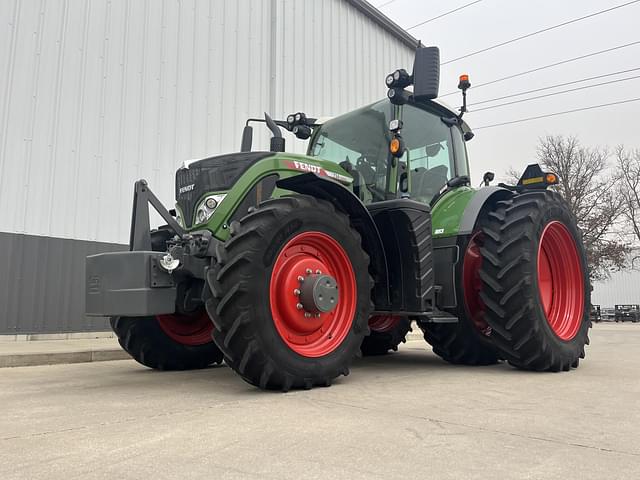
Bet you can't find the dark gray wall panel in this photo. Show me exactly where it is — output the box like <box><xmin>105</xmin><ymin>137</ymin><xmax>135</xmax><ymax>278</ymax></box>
<box><xmin>0</xmin><ymin>232</ymin><xmax>127</xmax><ymax>334</ymax></box>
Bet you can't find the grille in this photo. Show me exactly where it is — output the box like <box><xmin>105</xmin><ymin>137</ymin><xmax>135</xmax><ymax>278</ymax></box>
<box><xmin>174</xmin><ymin>152</ymin><xmax>274</xmax><ymax>227</ymax></box>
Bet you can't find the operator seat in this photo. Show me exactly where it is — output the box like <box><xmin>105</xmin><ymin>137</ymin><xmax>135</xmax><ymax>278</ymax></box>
<box><xmin>411</xmin><ymin>165</ymin><xmax>448</xmax><ymax>204</ymax></box>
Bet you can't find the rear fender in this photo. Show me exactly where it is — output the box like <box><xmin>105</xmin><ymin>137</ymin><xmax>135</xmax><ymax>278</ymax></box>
<box><xmin>458</xmin><ymin>186</ymin><xmax>514</xmax><ymax>235</ymax></box>
<box><xmin>432</xmin><ymin>186</ymin><xmax>513</xmax><ymax>309</ymax></box>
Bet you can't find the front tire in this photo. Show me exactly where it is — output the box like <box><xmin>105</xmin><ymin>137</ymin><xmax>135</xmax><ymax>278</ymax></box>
<box><xmin>111</xmin><ymin>311</ymin><xmax>223</xmax><ymax>370</ymax></box>
<box><xmin>478</xmin><ymin>190</ymin><xmax>591</xmax><ymax>372</ymax></box>
<box><xmin>206</xmin><ymin>195</ymin><xmax>373</xmax><ymax>391</ymax></box>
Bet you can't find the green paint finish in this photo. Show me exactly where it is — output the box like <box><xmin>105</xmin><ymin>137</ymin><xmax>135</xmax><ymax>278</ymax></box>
<box><xmin>187</xmin><ymin>153</ymin><xmax>353</xmax><ymax>241</ymax></box>
<box><xmin>180</xmin><ymin>150</ymin><xmax>487</xmax><ymax>243</ymax></box>
<box><xmin>431</xmin><ymin>186</ymin><xmax>475</xmax><ymax>238</ymax></box>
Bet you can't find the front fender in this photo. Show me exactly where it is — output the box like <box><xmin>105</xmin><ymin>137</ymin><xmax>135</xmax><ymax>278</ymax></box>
<box><xmin>277</xmin><ymin>173</ymin><xmax>391</xmax><ymax>309</ymax></box>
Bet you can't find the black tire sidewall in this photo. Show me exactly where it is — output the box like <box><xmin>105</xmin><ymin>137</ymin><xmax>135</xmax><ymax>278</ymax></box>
<box><xmin>110</xmin><ymin>315</ymin><xmax>222</xmax><ymax>370</ymax></box>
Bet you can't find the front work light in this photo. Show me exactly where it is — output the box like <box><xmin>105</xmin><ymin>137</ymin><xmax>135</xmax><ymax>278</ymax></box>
<box><xmin>389</xmin><ymin>119</ymin><xmax>403</xmax><ymax>132</ymax></box>
<box><xmin>385</xmin><ymin>69</ymin><xmax>412</xmax><ymax>88</ymax></box>
<box><xmin>387</xmin><ymin>88</ymin><xmax>410</xmax><ymax>105</ymax></box>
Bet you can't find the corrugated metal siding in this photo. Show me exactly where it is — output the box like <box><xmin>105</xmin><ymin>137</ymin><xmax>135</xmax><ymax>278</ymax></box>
<box><xmin>0</xmin><ymin>0</ymin><xmax>414</xmax><ymax>333</ymax></box>
<box><xmin>592</xmin><ymin>270</ymin><xmax>640</xmax><ymax>307</ymax></box>
<box><xmin>0</xmin><ymin>232</ymin><xmax>126</xmax><ymax>333</ymax></box>
<box><xmin>0</xmin><ymin>0</ymin><xmax>414</xmax><ymax>245</ymax></box>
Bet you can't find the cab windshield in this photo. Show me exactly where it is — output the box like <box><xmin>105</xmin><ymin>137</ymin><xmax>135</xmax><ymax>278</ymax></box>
<box><xmin>308</xmin><ymin>99</ymin><xmax>469</xmax><ymax>205</ymax></box>
<box><xmin>309</xmin><ymin>101</ymin><xmax>392</xmax><ymax>203</ymax></box>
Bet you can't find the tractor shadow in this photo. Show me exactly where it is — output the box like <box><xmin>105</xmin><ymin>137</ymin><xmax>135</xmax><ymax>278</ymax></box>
<box><xmin>353</xmin><ymin>344</ymin><xmax>511</xmax><ymax>376</ymax></box>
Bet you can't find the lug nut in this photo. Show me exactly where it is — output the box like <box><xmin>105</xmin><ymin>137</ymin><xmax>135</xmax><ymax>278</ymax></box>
<box><xmin>293</xmin><ymin>289</ymin><xmax>301</xmax><ymax>296</ymax></box>
<box><xmin>297</xmin><ymin>276</ymin><xmax>304</xmax><ymax>282</ymax></box>
<box><xmin>296</xmin><ymin>303</ymin><xmax>303</xmax><ymax>310</ymax></box>
<box><xmin>304</xmin><ymin>312</ymin><xmax>311</xmax><ymax>318</ymax></box>
<box><xmin>315</xmin><ymin>313</ymin><xmax>321</xmax><ymax>318</ymax></box>
<box><xmin>306</xmin><ymin>268</ymin><xmax>312</xmax><ymax>274</ymax></box>
<box><xmin>316</xmin><ymin>269</ymin><xmax>322</xmax><ymax>274</ymax></box>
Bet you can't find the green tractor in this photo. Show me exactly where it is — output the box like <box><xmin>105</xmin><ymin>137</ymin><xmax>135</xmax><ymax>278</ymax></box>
<box><xmin>86</xmin><ymin>46</ymin><xmax>591</xmax><ymax>390</ymax></box>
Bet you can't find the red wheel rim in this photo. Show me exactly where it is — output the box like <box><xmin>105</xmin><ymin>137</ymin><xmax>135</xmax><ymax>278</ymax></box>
<box><xmin>537</xmin><ymin>221</ymin><xmax>584</xmax><ymax>341</ymax></box>
<box><xmin>463</xmin><ymin>232</ymin><xmax>491</xmax><ymax>336</ymax></box>
<box><xmin>269</xmin><ymin>231</ymin><xmax>357</xmax><ymax>357</ymax></box>
<box><xmin>369</xmin><ymin>315</ymin><xmax>401</xmax><ymax>333</ymax></box>
<box><xmin>156</xmin><ymin>310</ymin><xmax>213</xmax><ymax>346</ymax></box>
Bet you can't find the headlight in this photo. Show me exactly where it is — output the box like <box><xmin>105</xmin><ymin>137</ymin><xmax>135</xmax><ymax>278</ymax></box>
<box><xmin>194</xmin><ymin>194</ymin><xmax>226</xmax><ymax>225</ymax></box>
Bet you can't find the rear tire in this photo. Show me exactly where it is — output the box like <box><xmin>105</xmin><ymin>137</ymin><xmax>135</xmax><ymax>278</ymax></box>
<box><xmin>360</xmin><ymin>316</ymin><xmax>411</xmax><ymax>356</ymax></box>
<box><xmin>478</xmin><ymin>190</ymin><xmax>590</xmax><ymax>372</ymax></box>
<box><xmin>206</xmin><ymin>195</ymin><xmax>373</xmax><ymax>391</ymax></box>
<box><xmin>111</xmin><ymin>312</ymin><xmax>223</xmax><ymax>370</ymax></box>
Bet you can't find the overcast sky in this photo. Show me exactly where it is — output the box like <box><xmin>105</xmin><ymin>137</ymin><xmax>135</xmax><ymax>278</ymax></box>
<box><xmin>376</xmin><ymin>0</ymin><xmax>639</xmax><ymax>182</ymax></box>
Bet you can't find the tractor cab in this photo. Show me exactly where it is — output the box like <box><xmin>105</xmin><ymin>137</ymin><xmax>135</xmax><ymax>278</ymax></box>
<box><xmin>307</xmin><ymin>97</ymin><xmax>472</xmax><ymax>206</ymax></box>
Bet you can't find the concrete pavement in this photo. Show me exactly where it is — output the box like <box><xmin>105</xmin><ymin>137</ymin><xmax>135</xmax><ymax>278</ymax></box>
<box><xmin>1</xmin><ymin>323</ymin><xmax>639</xmax><ymax>479</ymax></box>
<box><xmin>0</xmin><ymin>327</ymin><xmax>421</xmax><ymax>368</ymax></box>
<box><xmin>0</xmin><ymin>337</ymin><xmax>128</xmax><ymax>368</ymax></box>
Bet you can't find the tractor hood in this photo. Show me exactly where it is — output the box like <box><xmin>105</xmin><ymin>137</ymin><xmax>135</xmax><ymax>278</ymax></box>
<box><xmin>175</xmin><ymin>151</ymin><xmax>274</xmax><ymax>228</ymax></box>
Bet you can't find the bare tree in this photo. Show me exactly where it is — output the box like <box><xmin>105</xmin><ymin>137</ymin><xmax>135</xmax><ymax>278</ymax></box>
<box><xmin>615</xmin><ymin>146</ymin><xmax>640</xmax><ymax>268</ymax></box>
<box><xmin>508</xmin><ymin>135</ymin><xmax>629</xmax><ymax>280</ymax></box>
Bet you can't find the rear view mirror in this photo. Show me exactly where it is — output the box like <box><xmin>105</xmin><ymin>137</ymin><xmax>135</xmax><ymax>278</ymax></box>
<box><xmin>412</xmin><ymin>46</ymin><xmax>440</xmax><ymax>100</ymax></box>
<box><xmin>240</xmin><ymin>125</ymin><xmax>253</xmax><ymax>152</ymax></box>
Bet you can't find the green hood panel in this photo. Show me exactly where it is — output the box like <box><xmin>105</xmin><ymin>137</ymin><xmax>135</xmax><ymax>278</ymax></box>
<box><xmin>189</xmin><ymin>153</ymin><xmax>353</xmax><ymax>240</ymax></box>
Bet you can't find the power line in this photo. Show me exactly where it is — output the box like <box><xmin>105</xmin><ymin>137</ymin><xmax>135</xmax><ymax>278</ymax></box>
<box><xmin>406</xmin><ymin>1</ymin><xmax>483</xmax><ymax>31</ymax></box>
<box><xmin>474</xmin><ymin>97</ymin><xmax>640</xmax><ymax>130</ymax></box>
<box><xmin>441</xmin><ymin>0</ymin><xmax>640</xmax><ymax>65</ymax></box>
<box><xmin>439</xmin><ymin>40</ymin><xmax>640</xmax><ymax>97</ymax></box>
<box><xmin>376</xmin><ymin>0</ymin><xmax>399</xmax><ymax>8</ymax></box>
<box><xmin>470</xmin><ymin>67</ymin><xmax>640</xmax><ymax>106</ymax></box>
<box><xmin>471</xmin><ymin>74</ymin><xmax>640</xmax><ymax>112</ymax></box>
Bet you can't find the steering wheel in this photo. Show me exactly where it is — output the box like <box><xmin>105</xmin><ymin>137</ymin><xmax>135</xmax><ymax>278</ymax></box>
<box><xmin>355</xmin><ymin>156</ymin><xmax>386</xmax><ymax>201</ymax></box>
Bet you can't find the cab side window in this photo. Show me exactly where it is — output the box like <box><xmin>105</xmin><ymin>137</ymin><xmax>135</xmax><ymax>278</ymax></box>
<box><xmin>400</xmin><ymin>105</ymin><xmax>456</xmax><ymax>204</ymax></box>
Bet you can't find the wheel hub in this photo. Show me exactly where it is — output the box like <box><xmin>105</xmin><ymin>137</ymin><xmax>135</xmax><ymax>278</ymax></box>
<box><xmin>299</xmin><ymin>274</ymin><xmax>339</xmax><ymax>314</ymax></box>
<box><xmin>269</xmin><ymin>231</ymin><xmax>357</xmax><ymax>358</ymax></box>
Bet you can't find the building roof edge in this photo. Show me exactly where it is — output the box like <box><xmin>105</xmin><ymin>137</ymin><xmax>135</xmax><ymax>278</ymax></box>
<box><xmin>345</xmin><ymin>0</ymin><xmax>420</xmax><ymax>50</ymax></box>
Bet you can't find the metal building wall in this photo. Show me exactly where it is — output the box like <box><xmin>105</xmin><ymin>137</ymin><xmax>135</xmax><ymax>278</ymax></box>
<box><xmin>592</xmin><ymin>270</ymin><xmax>640</xmax><ymax>308</ymax></box>
<box><xmin>0</xmin><ymin>0</ymin><xmax>416</xmax><ymax>333</ymax></box>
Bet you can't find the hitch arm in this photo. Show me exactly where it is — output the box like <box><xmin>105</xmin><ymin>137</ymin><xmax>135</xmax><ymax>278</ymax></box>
<box><xmin>130</xmin><ymin>180</ymin><xmax>186</xmax><ymax>251</ymax></box>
